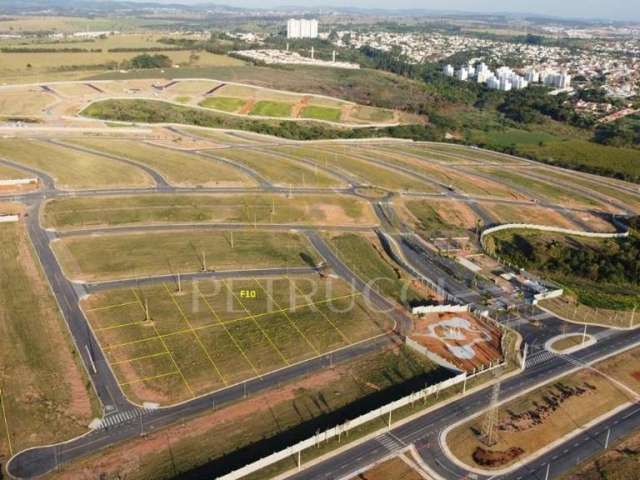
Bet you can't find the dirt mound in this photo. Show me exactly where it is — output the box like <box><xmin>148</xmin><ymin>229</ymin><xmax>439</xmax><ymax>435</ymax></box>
<box><xmin>497</xmin><ymin>382</ymin><xmax>596</xmax><ymax>433</ymax></box>
<box><xmin>473</xmin><ymin>446</ymin><xmax>525</xmax><ymax>467</ymax></box>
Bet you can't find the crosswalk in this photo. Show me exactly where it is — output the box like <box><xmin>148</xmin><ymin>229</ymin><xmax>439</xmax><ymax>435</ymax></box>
<box><xmin>95</xmin><ymin>407</ymin><xmax>150</xmax><ymax>430</ymax></box>
<box><xmin>525</xmin><ymin>350</ymin><xmax>558</xmax><ymax>368</ymax></box>
<box><xmin>375</xmin><ymin>433</ymin><xmax>405</xmax><ymax>452</ymax></box>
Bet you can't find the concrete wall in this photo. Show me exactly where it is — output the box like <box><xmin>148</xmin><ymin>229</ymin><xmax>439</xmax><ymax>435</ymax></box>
<box><xmin>0</xmin><ymin>215</ymin><xmax>19</xmax><ymax>223</ymax></box>
<box><xmin>405</xmin><ymin>337</ymin><xmax>464</xmax><ymax>373</ymax></box>
<box><xmin>480</xmin><ymin>223</ymin><xmax>629</xmax><ymax>251</ymax></box>
<box><xmin>217</xmin><ymin>372</ymin><xmax>468</xmax><ymax>480</ymax></box>
<box><xmin>0</xmin><ymin>178</ymin><xmax>37</xmax><ymax>187</ymax></box>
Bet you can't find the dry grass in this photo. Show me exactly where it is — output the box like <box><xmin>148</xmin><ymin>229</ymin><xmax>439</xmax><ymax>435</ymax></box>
<box><xmin>65</xmin><ymin>138</ymin><xmax>251</xmax><ymax>187</ymax></box>
<box><xmin>0</xmin><ymin>220</ymin><xmax>98</xmax><ymax>462</ymax></box>
<box><xmin>0</xmin><ymin>138</ymin><xmax>153</xmax><ymax>190</ymax></box>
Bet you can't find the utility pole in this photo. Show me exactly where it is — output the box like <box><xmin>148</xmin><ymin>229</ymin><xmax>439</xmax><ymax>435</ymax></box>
<box><xmin>605</xmin><ymin>428</ymin><xmax>611</xmax><ymax>449</ymax></box>
<box><xmin>582</xmin><ymin>324</ymin><xmax>588</xmax><ymax>344</ymax></box>
<box><xmin>544</xmin><ymin>463</ymin><xmax>551</xmax><ymax>480</ymax></box>
<box><xmin>177</xmin><ymin>272</ymin><xmax>182</xmax><ymax>293</ymax></box>
<box><xmin>144</xmin><ymin>297</ymin><xmax>150</xmax><ymax>322</ymax></box>
<box><xmin>230</xmin><ymin>231</ymin><xmax>234</xmax><ymax>249</ymax></box>
<box><xmin>201</xmin><ymin>251</ymin><xmax>207</xmax><ymax>272</ymax></box>
<box><xmin>480</xmin><ymin>381</ymin><xmax>501</xmax><ymax>446</ymax></box>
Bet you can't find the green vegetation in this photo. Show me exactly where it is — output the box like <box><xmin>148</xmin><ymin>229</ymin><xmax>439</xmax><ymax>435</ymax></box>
<box><xmin>250</xmin><ymin>100</ymin><xmax>293</xmax><ymax>118</ymax></box>
<box><xmin>199</xmin><ymin>96</ymin><xmax>246</xmax><ymax>112</ymax></box>
<box><xmin>276</xmin><ymin>145</ymin><xmax>437</xmax><ymax>192</ymax></box>
<box><xmin>329</xmin><ymin>233</ymin><xmax>426</xmax><ymax>307</ymax></box>
<box><xmin>594</xmin><ymin>114</ymin><xmax>640</xmax><ymax>148</ymax></box>
<box><xmin>42</xmin><ymin>194</ymin><xmax>375</xmax><ymax>229</ymax></box>
<box><xmin>66</xmin><ymin>138</ymin><xmax>249</xmax><ymax>187</ymax></box>
<box><xmin>83</xmin><ymin>277</ymin><xmax>392</xmax><ymax>404</ymax></box>
<box><xmin>0</xmin><ymin>221</ymin><xmax>97</xmax><ymax>461</ymax></box>
<box><xmin>300</xmin><ymin>105</ymin><xmax>342</xmax><ymax>122</ymax></box>
<box><xmin>487</xmin><ymin>228</ymin><xmax>640</xmax><ymax>310</ymax></box>
<box><xmin>0</xmin><ymin>163</ymin><xmax>27</xmax><ymax>180</ymax></box>
<box><xmin>0</xmin><ymin>138</ymin><xmax>152</xmax><ymax>190</ymax></box>
<box><xmin>404</xmin><ymin>200</ymin><xmax>469</xmax><ymax>238</ymax></box>
<box><xmin>213</xmin><ymin>148</ymin><xmax>342</xmax><ymax>187</ymax></box>
<box><xmin>127</xmin><ymin>54</ymin><xmax>172</xmax><ymax>69</ymax></box>
<box><xmin>53</xmin><ymin>230</ymin><xmax>319</xmax><ymax>282</ymax></box>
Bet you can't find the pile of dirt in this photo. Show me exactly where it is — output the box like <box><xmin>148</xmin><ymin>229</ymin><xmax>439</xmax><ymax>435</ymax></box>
<box><xmin>472</xmin><ymin>446</ymin><xmax>525</xmax><ymax>467</ymax></box>
<box><xmin>498</xmin><ymin>382</ymin><xmax>596</xmax><ymax>433</ymax></box>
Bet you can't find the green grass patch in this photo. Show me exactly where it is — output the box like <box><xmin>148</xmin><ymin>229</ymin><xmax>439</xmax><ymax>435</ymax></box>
<box><xmin>83</xmin><ymin>277</ymin><xmax>392</xmax><ymax>404</ymax></box>
<box><xmin>300</xmin><ymin>105</ymin><xmax>342</xmax><ymax>122</ymax></box>
<box><xmin>53</xmin><ymin>230</ymin><xmax>319</xmax><ymax>282</ymax></box>
<box><xmin>42</xmin><ymin>194</ymin><xmax>376</xmax><ymax>229</ymax></box>
<box><xmin>329</xmin><ymin>233</ymin><xmax>427</xmax><ymax>307</ymax></box>
<box><xmin>66</xmin><ymin>138</ymin><xmax>250</xmax><ymax>187</ymax></box>
<box><xmin>250</xmin><ymin>100</ymin><xmax>293</xmax><ymax>118</ymax></box>
<box><xmin>199</xmin><ymin>96</ymin><xmax>246</xmax><ymax>113</ymax></box>
<box><xmin>0</xmin><ymin>138</ymin><xmax>152</xmax><ymax>190</ymax></box>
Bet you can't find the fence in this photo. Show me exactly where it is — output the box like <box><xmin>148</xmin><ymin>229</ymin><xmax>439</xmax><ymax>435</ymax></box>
<box><xmin>217</xmin><ymin>372</ymin><xmax>468</xmax><ymax>480</ymax></box>
<box><xmin>411</xmin><ymin>304</ymin><xmax>469</xmax><ymax>315</ymax></box>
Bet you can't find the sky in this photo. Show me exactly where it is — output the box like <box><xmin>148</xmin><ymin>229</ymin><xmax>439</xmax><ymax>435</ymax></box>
<box><xmin>186</xmin><ymin>0</ymin><xmax>640</xmax><ymax>22</ymax></box>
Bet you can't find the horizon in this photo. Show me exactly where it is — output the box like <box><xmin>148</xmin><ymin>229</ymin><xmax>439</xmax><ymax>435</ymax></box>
<box><xmin>118</xmin><ymin>0</ymin><xmax>640</xmax><ymax>23</ymax></box>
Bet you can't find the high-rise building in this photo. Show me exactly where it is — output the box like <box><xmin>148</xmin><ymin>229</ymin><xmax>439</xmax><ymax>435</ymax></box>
<box><xmin>287</xmin><ymin>19</ymin><xmax>319</xmax><ymax>39</ymax></box>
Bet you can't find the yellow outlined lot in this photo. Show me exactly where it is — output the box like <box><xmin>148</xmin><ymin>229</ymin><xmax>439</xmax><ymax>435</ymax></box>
<box><xmin>81</xmin><ymin>277</ymin><xmax>387</xmax><ymax>405</ymax></box>
<box><xmin>222</xmin><ymin>280</ymin><xmax>290</xmax><ymax>366</ymax></box>
<box><xmin>130</xmin><ymin>288</ymin><xmax>195</xmax><ymax>398</ymax></box>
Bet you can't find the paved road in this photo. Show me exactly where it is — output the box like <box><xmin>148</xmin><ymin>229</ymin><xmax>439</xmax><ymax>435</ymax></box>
<box><xmin>3</xmin><ymin>135</ymin><xmax>638</xmax><ymax>480</ymax></box>
<box><xmin>287</xmin><ymin>322</ymin><xmax>640</xmax><ymax>480</ymax></box>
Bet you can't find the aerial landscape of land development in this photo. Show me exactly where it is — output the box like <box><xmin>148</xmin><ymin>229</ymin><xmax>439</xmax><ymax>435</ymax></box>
<box><xmin>0</xmin><ymin>1</ymin><xmax>639</xmax><ymax>479</ymax></box>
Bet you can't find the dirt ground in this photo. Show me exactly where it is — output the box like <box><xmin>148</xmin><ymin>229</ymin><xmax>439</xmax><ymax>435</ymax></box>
<box><xmin>482</xmin><ymin>202</ymin><xmax>576</xmax><ymax>229</ymax></box>
<box><xmin>409</xmin><ymin>311</ymin><xmax>503</xmax><ymax>372</ymax></box>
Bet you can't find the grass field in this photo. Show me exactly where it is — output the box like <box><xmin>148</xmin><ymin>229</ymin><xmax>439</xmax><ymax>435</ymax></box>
<box><xmin>481</xmin><ymin>202</ymin><xmax>576</xmax><ymax>229</ymax></box>
<box><xmin>213</xmin><ymin>148</ymin><xmax>343</xmax><ymax>187</ymax></box>
<box><xmin>0</xmin><ymin>220</ymin><xmax>97</xmax><ymax>462</ymax></box>
<box><xmin>358</xmin><ymin>146</ymin><xmax>519</xmax><ymax>198</ymax></box>
<box><xmin>300</xmin><ymin>105</ymin><xmax>342</xmax><ymax>122</ymax></box>
<box><xmin>65</xmin><ymin>138</ymin><xmax>250</xmax><ymax>187</ymax></box>
<box><xmin>50</xmin><ymin>346</ymin><xmax>440</xmax><ymax>479</ymax></box>
<box><xmin>42</xmin><ymin>194</ymin><xmax>377</xmax><ymax>229</ymax></box>
<box><xmin>402</xmin><ymin>199</ymin><xmax>477</xmax><ymax>238</ymax></box>
<box><xmin>350</xmin><ymin>105</ymin><xmax>394</xmax><ymax>123</ymax></box>
<box><xmin>82</xmin><ymin>276</ymin><xmax>392</xmax><ymax>404</ymax></box>
<box><xmin>180</xmin><ymin>127</ymin><xmax>277</xmax><ymax>145</ymax></box>
<box><xmin>478</xmin><ymin>168</ymin><xmax>601</xmax><ymax>207</ymax></box>
<box><xmin>249</xmin><ymin>100</ymin><xmax>293</xmax><ymax>118</ymax></box>
<box><xmin>447</xmin><ymin>345</ymin><xmax>640</xmax><ymax>470</ymax></box>
<box><xmin>275</xmin><ymin>145</ymin><xmax>437</xmax><ymax>192</ymax></box>
<box><xmin>328</xmin><ymin>233</ymin><xmax>426</xmax><ymax>307</ymax></box>
<box><xmin>53</xmin><ymin>230</ymin><xmax>319</xmax><ymax>282</ymax></box>
<box><xmin>199</xmin><ymin>96</ymin><xmax>246</xmax><ymax>113</ymax></box>
<box><xmin>515</xmin><ymin>139</ymin><xmax>640</xmax><ymax>183</ymax></box>
<box><xmin>358</xmin><ymin>456</ymin><xmax>424</xmax><ymax>480</ymax></box>
<box><xmin>0</xmin><ymin>32</ymin><xmax>243</xmax><ymax>83</ymax></box>
<box><xmin>0</xmin><ymin>138</ymin><xmax>153</xmax><ymax>190</ymax></box>
<box><xmin>0</xmin><ymin>163</ymin><xmax>29</xmax><ymax>180</ymax></box>
<box><xmin>0</xmin><ymin>88</ymin><xmax>57</xmax><ymax>117</ymax></box>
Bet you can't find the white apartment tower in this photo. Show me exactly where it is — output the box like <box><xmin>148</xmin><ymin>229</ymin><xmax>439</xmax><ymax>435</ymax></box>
<box><xmin>287</xmin><ymin>19</ymin><xmax>319</xmax><ymax>39</ymax></box>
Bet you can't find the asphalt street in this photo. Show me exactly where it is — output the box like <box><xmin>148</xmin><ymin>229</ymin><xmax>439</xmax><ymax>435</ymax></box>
<box><xmin>2</xmin><ymin>136</ymin><xmax>638</xmax><ymax>480</ymax></box>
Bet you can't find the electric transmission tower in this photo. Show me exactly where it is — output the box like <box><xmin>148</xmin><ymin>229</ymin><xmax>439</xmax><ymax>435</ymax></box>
<box><xmin>480</xmin><ymin>381</ymin><xmax>501</xmax><ymax>446</ymax></box>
